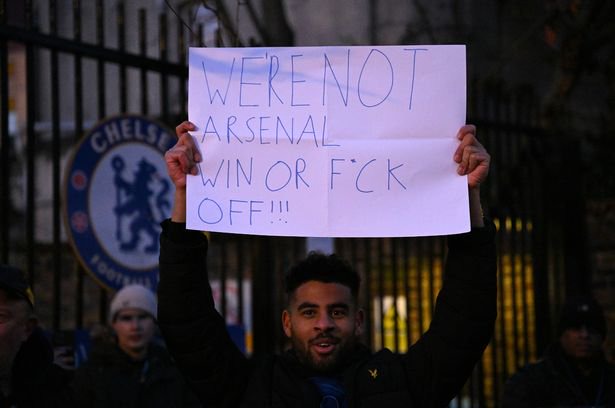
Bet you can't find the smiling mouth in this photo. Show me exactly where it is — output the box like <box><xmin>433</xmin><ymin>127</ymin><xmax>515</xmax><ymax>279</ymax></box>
<box><xmin>310</xmin><ymin>337</ymin><xmax>339</xmax><ymax>354</ymax></box>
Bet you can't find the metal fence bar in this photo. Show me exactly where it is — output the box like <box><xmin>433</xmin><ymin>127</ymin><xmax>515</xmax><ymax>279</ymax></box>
<box><xmin>177</xmin><ymin>13</ymin><xmax>187</xmax><ymax>111</ymax></box>
<box><xmin>505</xmin><ymin>92</ymin><xmax>522</xmax><ymax>373</ymax></box>
<box><xmin>0</xmin><ymin>0</ymin><xmax>10</xmax><ymax>264</ymax></box>
<box><xmin>117</xmin><ymin>2</ymin><xmax>127</xmax><ymax>114</ymax></box>
<box><xmin>363</xmin><ymin>238</ymin><xmax>373</xmax><ymax>347</ymax></box>
<box><xmin>73</xmin><ymin>0</ymin><xmax>86</xmax><ymax>330</ymax></box>
<box><xmin>237</xmin><ymin>237</ymin><xmax>245</xmax><ymax>325</ymax></box>
<box><xmin>403</xmin><ymin>239</ymin><xmax>412</xmax><ymax>346</ymax></box>
<box><xmin>96</xmin><ymin>0</ymin><xmax>106</xmax><ymax>119</ymax></box>
<box><xmin>391</xmin><ymin>238</ymin><xmax>399</xmax><ymax>351</ymax></box>
<box><xmin>159</xmin><ymin>12</ymin><xmax>169</xmax><ymax>122</ymax></box>
<box><xmin>25</xmin><ymin>0</ymin><xmax>36</xmax><ymax>287</ymax></box>
<box><xmin>427</xmin><ymin>237</ymin><xmax>435</xmax><ymax>321</ymax></box>
<box><xmin>416</xmin><ymin>239</ymin><xmax>425</xmax><ymax>334</ymax></box>
<box><xmin>0</xmin><ymin>24</ymin><xmax>186</xmax><ymax>76</ymax></box>
<box><xmin>139</xmin><ymin>9</ymin><xmax>148</xmax><ymax>116</ymax></box>
<box><xmin>49</xmin><ymin>0</ymin><xmax>62</xmax><ymax>330</ymax></box>
<box><xmin>377</xmin><ymin>239</ymin><xmax>385</xmax><ymax>349</ymax></box>
<box><xmin>220</xmin><ymin>237</ymin><xmax>228</xmax><ymax>319</ymax></box>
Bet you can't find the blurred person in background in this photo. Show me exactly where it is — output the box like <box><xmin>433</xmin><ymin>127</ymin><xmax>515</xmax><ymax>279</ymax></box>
<box><xmin>0</xmin><ymin>264</ymin><xmax>73</xmax><ymax>407</ymax></box>
<box><xmin>502</xmin><ymin>296</ymin><xmax>615</xmax><ymax>407</ymax></box>
<box><xmin>72</xmin><ymin>284</ymin><xmax>200</xmax><ymax>407</ymax></box>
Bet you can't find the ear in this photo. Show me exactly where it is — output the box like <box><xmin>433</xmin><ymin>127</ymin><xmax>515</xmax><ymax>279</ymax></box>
<box><xmin>282</xmin><ymin>309</ymin><xmax>292</xmax><ymax>338</ymax></box>
<box><xmin>354</xmin><ymin>308</ymin><xmax>365</xmax><ymax>336</ymax></box>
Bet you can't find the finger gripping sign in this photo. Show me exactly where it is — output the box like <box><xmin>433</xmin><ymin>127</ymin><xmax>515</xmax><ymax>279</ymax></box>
<box><xmin>188</xmin><ymin>45</ymin><xmax>469</xmax><ymax>237</ymax></box>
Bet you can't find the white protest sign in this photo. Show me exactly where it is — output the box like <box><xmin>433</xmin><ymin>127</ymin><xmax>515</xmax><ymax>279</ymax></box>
<box><xmin>187</xmin><ymin>45</ymin><xmax>469</xmax><ymax>237</ymax></box>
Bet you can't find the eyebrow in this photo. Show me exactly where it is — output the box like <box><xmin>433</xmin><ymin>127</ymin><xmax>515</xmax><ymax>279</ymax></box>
<box><xmin>117</xmin><ymin>312</ymin><xmax>149</xmax><ymax>318</ymax></box>
<box><xmin>296</xmin><ymin>302</ymin><xmax>350</xmax><ymax>311</ymax></box>
<box><xmin>297</xmin><ymin>302</ymin><xmax>318</xmax><ymax>311</ymax></box>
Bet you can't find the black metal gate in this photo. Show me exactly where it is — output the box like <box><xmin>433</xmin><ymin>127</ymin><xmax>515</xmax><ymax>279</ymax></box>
<box><xmin>1</xmin><ymin>0</ymin><xmax>190</xmax><ymax>329</ymax></box>
<box><xmin>0</xmin><ymin>2</ymin><xmax>585</xmax><ymax>407</ymax></box>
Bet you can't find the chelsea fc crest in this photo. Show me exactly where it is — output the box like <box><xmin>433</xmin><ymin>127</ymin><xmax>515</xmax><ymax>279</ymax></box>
<box><xmin>63</xmin><ymin>115</ymin><xmax>175</xmax><ymax>291</ymax></box>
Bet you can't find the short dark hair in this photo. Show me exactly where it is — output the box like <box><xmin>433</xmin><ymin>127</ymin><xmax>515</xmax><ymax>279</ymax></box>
<box><xmin>284</xmin><ymin>252</ymin><xmax>360</xmax><ymax>301</ymax></box>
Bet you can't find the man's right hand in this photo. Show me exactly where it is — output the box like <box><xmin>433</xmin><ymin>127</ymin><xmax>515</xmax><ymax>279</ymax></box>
<box><xmin>164</xmin><ymin>121</ymin><xmax>201</xmax><ymax>222</ymax></box>
<box><xmin>165</xmin><ymin>121</ymin><xmax>201</xmax><ymax>190</ymax></box>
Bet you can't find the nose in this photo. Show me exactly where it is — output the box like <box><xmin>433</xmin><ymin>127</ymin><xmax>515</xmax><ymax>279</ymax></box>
<box><xmin>314</xmin><ymin>313</ymin><xmax>335</xmax><ymax>331</ymax></box>
<box><xmin>127</xmin><ymin>316</ymin><xmax>143</xmax><ymax>330</ymax></box>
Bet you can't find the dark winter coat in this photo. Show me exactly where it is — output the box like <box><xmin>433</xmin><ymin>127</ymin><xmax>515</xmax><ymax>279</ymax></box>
<box><xmin>158</xmin><ymin>219</ymin><xmax>497</xmax><ymax>408</ymax></box>
<box><xmin>71</xmin><ymin>339</ymin><xmax>200</xmax><ymax>408</ymax></box>
<box><xmin>0</xmin><ymin>327</ymin><xmax>73</xmax><ymax>407</ymax></box>
<box><xmin>502</xmin><ymin>343</ymin><xmax>615</xmax><ymax>407</ymax></box>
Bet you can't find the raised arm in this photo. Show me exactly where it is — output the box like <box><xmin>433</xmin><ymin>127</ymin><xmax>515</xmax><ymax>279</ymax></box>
<box><xmin>404</xmin><ymin>125</ymin><xmax>496</xmax><ymax>406</ymax></box>
<box><xmin>158</xmin><ymin>121</ymin><xmax>249</xmax><ymax>407</ymax></box>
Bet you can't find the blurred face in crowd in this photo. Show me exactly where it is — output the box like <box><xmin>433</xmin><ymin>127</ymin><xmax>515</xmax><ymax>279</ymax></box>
<box><xmin>112</xmin><ymin>307</ymin><xmax>155</xmax><ymax>360</ymax></box>
<box><xmin>0</xmin><ymin>289</ymin><xmax>34</xmax><ymax>378</ymax></box>
<box><xmin>559</xmin><ymin>325</ymin><xmax>603</xmax><ymax>361</ymax></box>
<box><xmin>282</xmin><ymin>281</ymin><xmax>364</xmax><ymax>374</ymax></box>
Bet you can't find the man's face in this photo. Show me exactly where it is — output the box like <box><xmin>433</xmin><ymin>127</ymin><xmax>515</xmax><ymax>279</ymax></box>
<box><xmin>282</xmin><ymin>281</ymin><xmax>364</xmax><ymax>373</ymax></box>
<box><xmin>0</xmin><ymin>289</ymin><xmax>34</xmax><ymax>377</ymax></box>
<box><xmin>559</xmin><ymin>325</ymin><xmax>603</xmax><ymax>360</ymax></box>
<box><xmin>112</xmin><ymin>307</ymin><xmax>155</xmax><ymax>359</ymax></box>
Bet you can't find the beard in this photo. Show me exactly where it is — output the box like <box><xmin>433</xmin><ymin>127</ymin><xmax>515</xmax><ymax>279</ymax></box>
<box><xmin>291</xmin><ymin>332</ymin><xmax>358</xmax><ymax>374</ymax></box>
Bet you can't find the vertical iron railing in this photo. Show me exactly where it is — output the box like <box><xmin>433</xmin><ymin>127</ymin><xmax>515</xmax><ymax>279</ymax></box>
<box><xmin>50</xmin><ymin>0</ymin><xmax>62</xmax><ymax>331</ymax></box>
<box><xmin>0</xmin><ymin>0</ymin><xmax>10</xmax><ymax>264</ymax></box>
<box><xmin>25</xmin><ymin>0</ymin><xmax>37</xmax><ymax>288</ymax></box>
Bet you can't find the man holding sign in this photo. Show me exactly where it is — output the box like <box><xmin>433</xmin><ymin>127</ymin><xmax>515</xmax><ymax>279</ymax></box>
<box><xmin>158</xmin><ymin>119</ymin><xmax>495</xmax><ymax>407</ymax></box>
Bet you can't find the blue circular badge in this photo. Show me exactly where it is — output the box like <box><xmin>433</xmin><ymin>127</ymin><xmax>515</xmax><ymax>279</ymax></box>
<box><xmin>64</xmin><ymin>115</ymin><xmax>176</xmax><ymax>291</ymax></box>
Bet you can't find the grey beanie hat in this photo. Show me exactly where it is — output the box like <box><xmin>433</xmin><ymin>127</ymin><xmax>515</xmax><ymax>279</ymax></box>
<box><xmin>109</xmin><ymin>284</ymin><xmax>157</xmax><ymax>322</ymax></box>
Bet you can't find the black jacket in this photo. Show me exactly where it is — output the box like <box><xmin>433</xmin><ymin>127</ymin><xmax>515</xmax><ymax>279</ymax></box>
<box><xmin>0</xmin><ymin>327</ymin><xmax>73</xmax><ymax>407</ymax></box>
<box><xmin>158</xmin><ymin>220</ymin><xmax>497</xmax><ymax>408</ymax></box>
<box><xmin>71</xmin><ymin>339</ymin><xmax>201</xmax><ymax>408</ymax></box>
<box><xmin>502</xmin><ymin>343</ymin><xmax>615</xmax><ymax>407</ymax></box>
